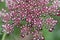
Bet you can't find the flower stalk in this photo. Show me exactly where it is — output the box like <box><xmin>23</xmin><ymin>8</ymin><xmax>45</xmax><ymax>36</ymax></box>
<box><xmin>2</xmin><ymin>32</ymin><xmax>7</xmax><ymax>40</ymax></box>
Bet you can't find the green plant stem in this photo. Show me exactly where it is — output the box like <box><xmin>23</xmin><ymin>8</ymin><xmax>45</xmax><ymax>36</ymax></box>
<box><xmin>2</xmin><ymin>32</ymin><xmax>7</xmax><ymax>40</ymax></box>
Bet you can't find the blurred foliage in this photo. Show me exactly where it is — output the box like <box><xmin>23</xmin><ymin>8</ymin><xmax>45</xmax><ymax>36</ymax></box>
<box><xmin>0</xmin><ymin>1</ymin><xmax>60</xmax><ymax>40</ymax></box>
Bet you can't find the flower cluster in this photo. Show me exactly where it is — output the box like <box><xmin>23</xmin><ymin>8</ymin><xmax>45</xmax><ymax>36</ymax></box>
<box><xmin>46</xmin><ymin>17</ymin><xmax>57</xmax><ymax>32</ymax></box>
<box><xmin>32</xmin><ymin>30</ymin><xmax>44</xmax><ymax>40</ymax></box>
<box><xmin>1</xmin><ymin>0</ymin><xmax>60</xmax><ymax>40</ymax></box>
<box><xmin>2</xmin><ymin>24</ymin><xmax>13</xmax><ymax>34</ymax></box>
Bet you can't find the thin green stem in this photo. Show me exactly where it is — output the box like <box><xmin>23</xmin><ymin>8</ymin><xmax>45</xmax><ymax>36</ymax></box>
<box><xmin>2</xmin><ymin>32</ymin><xmax>7</xmax><ymax>40</ymax></box>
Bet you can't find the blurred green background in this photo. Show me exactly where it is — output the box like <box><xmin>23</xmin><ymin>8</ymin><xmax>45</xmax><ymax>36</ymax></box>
<box><xmin>0</xmin><ymin>1</ymin><xmax>60</xmax><ymax>40</ymax></box>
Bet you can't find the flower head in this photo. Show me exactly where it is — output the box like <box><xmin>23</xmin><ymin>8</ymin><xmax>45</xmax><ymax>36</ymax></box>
<box><xmin>1</xmin><ymin>0</ymin><xmax>60</xmax><ymax>40</ymax></box>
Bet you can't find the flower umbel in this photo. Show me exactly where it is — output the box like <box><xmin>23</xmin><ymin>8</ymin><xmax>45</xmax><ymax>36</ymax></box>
<box><xmin>1</xmin><ymin>0</ymin><xmax>60</xmax><ymax>40</ymax></box>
